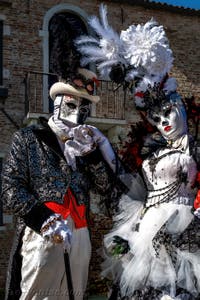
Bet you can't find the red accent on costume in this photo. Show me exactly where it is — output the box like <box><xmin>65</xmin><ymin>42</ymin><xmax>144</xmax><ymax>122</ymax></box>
<box><xmin>92</xmin><ymin>77</ymin><xmax>100</xmax><ymax>87</ymax></box>
<box><xmin>45</xmin><ymin>188</ymin><xmax>87</xmax><ymax>229</ymax></box>
<box><xmin>194</xmin><ymin>171</ymin><xmax>200</xmax><ymax>209</ymax></box>
<box><xmin>196</xmin><ymin>172</ymin><xmax>200</xmax><ymax>184</ymax></box>
<box><xmin>194</xmin><ymin>190</ymin><xmax>200</xmax><ymax>210</ymax></box>
<box><xmin>135</xmin><ymin>92</ymin><xmax>144</xmax><ymax>98</ymax></box>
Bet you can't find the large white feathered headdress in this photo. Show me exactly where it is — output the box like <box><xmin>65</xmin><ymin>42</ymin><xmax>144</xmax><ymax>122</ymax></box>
<box><xmin>75</xmin><ymin>4</ymin><xmax>178</xmax><ymax>110</ymax></box>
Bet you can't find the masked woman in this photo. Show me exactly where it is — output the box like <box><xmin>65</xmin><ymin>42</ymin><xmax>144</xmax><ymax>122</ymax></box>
<box><xmin>102</xmin><ymin>83</ymin><xmax>200</xmax><ymax>300</ymax></box>
<box><xmin>74</xmin><ymin>6</ymin><xmax>200</xmax><ymax>299</ymax></box>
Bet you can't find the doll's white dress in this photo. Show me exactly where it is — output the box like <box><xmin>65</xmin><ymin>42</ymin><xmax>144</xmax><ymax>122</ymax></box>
<box><xmin>103</xmin><ymin>137</ymin><xmax>200</xmax><ymax>300</ymax></box>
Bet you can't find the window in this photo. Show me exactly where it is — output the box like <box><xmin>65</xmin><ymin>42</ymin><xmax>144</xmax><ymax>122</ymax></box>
<box><xmin>48</xmin><ymin>12</ymin><xmax>88</xmax><ymax>112</ymax></box>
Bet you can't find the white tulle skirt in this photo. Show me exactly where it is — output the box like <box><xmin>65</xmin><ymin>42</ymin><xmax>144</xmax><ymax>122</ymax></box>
<box><xmin>102</xmin><ymin>195</ymin><xmax>200</xmax><ymax>299</ymax></box>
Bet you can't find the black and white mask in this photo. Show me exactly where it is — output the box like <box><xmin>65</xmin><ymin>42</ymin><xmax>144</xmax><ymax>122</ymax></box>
<box><xmin>56</xmin><ymin>94</ymin><xmax>91</xmax><ymax>126</ymax></box>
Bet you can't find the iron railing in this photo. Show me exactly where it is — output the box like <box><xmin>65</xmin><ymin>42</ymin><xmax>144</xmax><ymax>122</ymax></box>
<box><xmin>24</xmin><ymin>71</ymin><xmax>126</xmax><ymax>120</ymax></box>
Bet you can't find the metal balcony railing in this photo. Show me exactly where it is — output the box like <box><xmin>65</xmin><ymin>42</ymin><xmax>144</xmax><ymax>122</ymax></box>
<box><xmin>24</xmin><ymin>71</ymin><xmax>126</xmax><ymax>120</ymax></box>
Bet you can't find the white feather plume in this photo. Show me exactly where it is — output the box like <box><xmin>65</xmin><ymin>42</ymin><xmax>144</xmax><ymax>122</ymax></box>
<box><xmin>75</xmin><ymin>4</ymin><xmax>126</xmax><ymax>78</ymax></box>
<box><xmin>75</xmin><ymin>4</ymin><xmax>176</xmax><ymax>102</ymax></box>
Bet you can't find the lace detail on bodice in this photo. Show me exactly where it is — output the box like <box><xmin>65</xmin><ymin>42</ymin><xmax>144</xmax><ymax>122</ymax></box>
<box><xmin>142</xmin><ymin>148</ymin><xmax>197</xmax><ymax>207</ymax></box>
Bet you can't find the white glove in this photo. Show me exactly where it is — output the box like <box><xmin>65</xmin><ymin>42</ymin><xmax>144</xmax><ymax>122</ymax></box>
<box><xmin>64</xmin><ymin>124</ymin><xmax>117</xmax><ymax>172</ymax></box>
<box><xmin>64</xmin><ymin>124</ymin><xmax>97</xmax><ymax>170</ymax></box>
<box><xmin>160</xmin><ymin>296</ymin><xmax>175</xmax><ymax>300</ymax></box>
<box><xmin>66</xmin><ymin>125</ymin><xmax>96</xmax><ymax>155</ymax></box>
<box><xmin>71</xmin><ymin>124</ymin><xmax>95</xmax><ymax>144</ymax></box>
<box><xmin>194</xmin><ymin>208</ymin><xmax>200</xmax><ymax>218</ymax></box>
<box><xmin>41</xmin><ymin>214</ymin><xmax>72</xmax><ymax>251</ymax></box>
<box><xmin>161</xmin><ymin>295</ymin><xmax>190</xmax><ymax>300</ymax></box>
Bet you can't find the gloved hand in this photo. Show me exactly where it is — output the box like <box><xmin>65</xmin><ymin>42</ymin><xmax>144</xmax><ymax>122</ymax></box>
<box><xmin>64</xmin><ymin>124</ymin><xmax>97</xmax><ymax>170</ymax></box>
<box><xmin>41</xmin><ymin>214</ymin><xmax>72</xmax><ymax>251</ymax></box>
<box><xmin>66</xmin><ymin>125</ymin><xmax>97</xmax><ymax>155</ymax></box>
<box><xmin>71</xmin><ymin>124</ymin><xmax>95</xmax><ymax>144</ymax></box>
<box><xmin>160</xmin><ymin>296</ymin><xmax>176</xmax><ymax>300</ymax></box>
<box><xmin>194</xmin><ymin>208</ymin><xmax>200</xmax><ymax>219</ymax></box>
<box><xmin>194</xmin><ymin>190</ymin><xmax>200</xmax><ymax>218</ymax></box>
<box><xmin>161</xmin><ymin>295</ymin><xmax>190</xmax><ymax>300</ymax></box>
<box><xmin>64</xmin><ymin>124</ymin><xmax>117</xmax><ymax>172</ymax></box>
<box><xmin>111</xmin><ymin>235</ymin><xmax>130</xmax><ymax>256</ymax></box>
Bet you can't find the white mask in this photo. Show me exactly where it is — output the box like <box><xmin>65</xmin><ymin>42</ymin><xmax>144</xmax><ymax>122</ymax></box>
<box><xmin>148</xmin><ymin>103</ymin><xmax>187</xmax><ymax>141</ymax></box>
<box><xmin>54</xmin><ymin>95</ymin><xmax>90</xmax><ymax>127</ymax></box>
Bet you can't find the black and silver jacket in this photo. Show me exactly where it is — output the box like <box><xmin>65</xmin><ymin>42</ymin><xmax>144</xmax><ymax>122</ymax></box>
<box><xmin>1</xmin><ymin>120</ymin><xmax>122</xmax><ymax>232</ymax></box>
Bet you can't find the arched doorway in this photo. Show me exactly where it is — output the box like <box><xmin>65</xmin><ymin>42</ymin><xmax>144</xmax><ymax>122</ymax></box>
<box><xmin>41</xmin><ymin>4</ymin><xmax>90</xmax><ymax>113</ymax></box>
<box><xmin>49</xmin><ymin>12</ymin><xmax>87</xmax><ymax>80</ymax></box>
<box><xmin>48</xmin><ymin>12</ymin><xmax>88</xmax><ymax>112</ymax></box>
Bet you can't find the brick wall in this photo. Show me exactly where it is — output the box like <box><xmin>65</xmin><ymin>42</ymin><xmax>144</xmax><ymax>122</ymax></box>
<box><xmin>0</xmin><ymin>0</ymin><xmax>200</xmax><ymax>295</ymax></box>
<box><xmin>0</xmin><ymin>0</ymin><xmax>199</xmax><ymax>149</ymax></box>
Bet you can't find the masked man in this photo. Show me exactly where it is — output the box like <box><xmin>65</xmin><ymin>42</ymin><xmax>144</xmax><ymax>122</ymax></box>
<box><xmin>1</xmin><ymin>68</ymin><xmax>125</xmax><ymax>300</ymax></box>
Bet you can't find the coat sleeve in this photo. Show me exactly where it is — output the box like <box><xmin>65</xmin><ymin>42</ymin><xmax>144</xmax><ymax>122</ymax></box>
<box><xmin>1</xmin><ymin>129</ymin><xmax>53</xmax><ymax>233</ymax></box>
